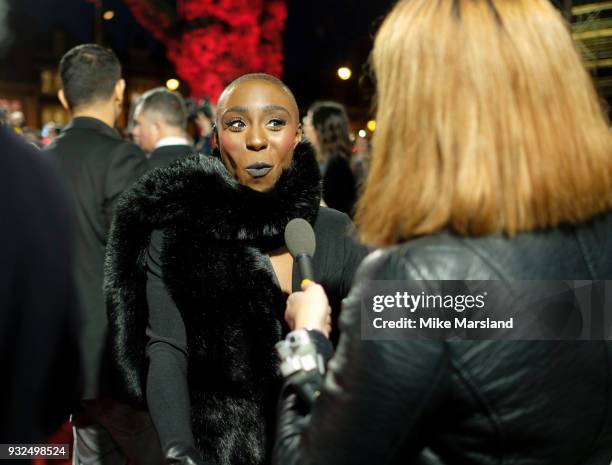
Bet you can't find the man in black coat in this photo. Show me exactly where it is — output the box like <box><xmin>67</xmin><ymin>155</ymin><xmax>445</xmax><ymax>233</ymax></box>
<box><xmin>0</xmin><ymin>126</ymin><xmax>81</xmax><ymax>450</ymax></box>
<box><xmin>132</xmin><ymin>87</ymin><xmax>193</xmax><ymax>169</ymax></box>
<box><xmin>44</xmin><ymin>44</ymin><xmax>161</xmax><ymax>465</ymax></box>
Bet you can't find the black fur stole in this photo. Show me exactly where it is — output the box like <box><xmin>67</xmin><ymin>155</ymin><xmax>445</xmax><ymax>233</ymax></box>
<box><xmin>104</xmin><ymin>141</ymin><xmax>321</xmax><ymax>465</ymax></box>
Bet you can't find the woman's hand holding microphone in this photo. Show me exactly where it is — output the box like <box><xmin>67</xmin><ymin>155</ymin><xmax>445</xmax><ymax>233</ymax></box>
<box><xmin>279</xmin><ymin>279</ymin><xmax>333</xmax><ymax>406</ymax></box>
<box><xmin>284</xmin><ymin>279</ymin><xmax>332</xmax><ymax>338</ymax></box>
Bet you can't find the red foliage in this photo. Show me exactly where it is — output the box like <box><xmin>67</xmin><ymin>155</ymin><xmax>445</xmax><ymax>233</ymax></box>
<box><xmin>124</xmin><ymin>0</ymin><xmax>287</xmax><ymax>102</ymax></box>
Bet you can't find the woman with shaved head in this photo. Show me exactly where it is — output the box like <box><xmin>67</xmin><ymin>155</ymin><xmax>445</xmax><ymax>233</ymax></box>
<box><xmin>104</xmin><ymin>74</ymin><xmax>367</xmax><ymax>465</ymax></box>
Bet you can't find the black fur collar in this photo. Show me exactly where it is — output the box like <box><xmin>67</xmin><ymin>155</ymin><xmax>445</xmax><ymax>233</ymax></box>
<box><xmin>126</xmin><ymin>140</ymin><xmax>321</xmax><ymax>249</ymax></box>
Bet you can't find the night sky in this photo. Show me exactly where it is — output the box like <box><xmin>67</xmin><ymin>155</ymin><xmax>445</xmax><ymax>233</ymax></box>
<box><xmin>4</xmin><ymin>0</ymin><xmax>395</xmax><ymax>117</ymax></box>
<box><xmin>2</xmin><ymin>0</ymin><xmax>600</xmax><ymax>120</ymax></box>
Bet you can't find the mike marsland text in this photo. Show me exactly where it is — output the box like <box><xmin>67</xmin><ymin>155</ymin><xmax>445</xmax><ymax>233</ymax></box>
<box><xmin>372</xmin><ymin>317</ymin><xmax>514</xmax><ymax>329</ymax></box>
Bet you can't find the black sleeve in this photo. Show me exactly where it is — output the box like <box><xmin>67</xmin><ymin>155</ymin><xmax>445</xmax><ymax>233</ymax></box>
<box><xmin>273</xmin><ymin>251</ymin><xmax>449</xmax><ymax>465</ymax></box>
<box><xmin>146</xmin><ymin>230</ymin><xmax>197</xmax><ymax>451</ymax></box>
<box><xmin>313</xmin><ymin>209</ymin><xmax>368</xmax><ymax>345</ymax></box>
<box><xmin>104</xmin><ymin>142</ymin><xmax>149</xmax><ymax>226</ymax></box>
<box><xmin>340</xmin><ymin>215</ymin><xmax>369</xmax><ymax>299</ymax></box>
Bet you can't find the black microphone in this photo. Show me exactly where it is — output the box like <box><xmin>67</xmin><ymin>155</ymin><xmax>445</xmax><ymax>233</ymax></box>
<box><xmin>284</xmin><ymin>218</ymin><xmax>316</xmax><ymax>283</ymax></box>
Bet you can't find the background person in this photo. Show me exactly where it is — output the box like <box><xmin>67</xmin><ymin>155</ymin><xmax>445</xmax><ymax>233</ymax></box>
<box><xmin>0</xmin><ymin>126</ymin><xmax>81</xmax><ymax>451</ymax></box>
<box><xmin>303</xmin><ymin>101</ymin><xmax>357</xmax><ymax>216</ymax></box>
<box><xmin>45</xmin><ymin>43</ymin><xmax>159</xmax><ymax>465</ymax></box>
<box><xmin>8</xmin><ymin>110</ymin><xmax>25</xmax><ymax>134</ymax></box>
<box><xmin>132</xmin><ymin>87</ymin><xmax>193</xmax><ymax>169</ymax></box>
<box><xmin>191</xmin><ymin>98</ymin><xmax>215</xmax><ymax>155</ymax></box>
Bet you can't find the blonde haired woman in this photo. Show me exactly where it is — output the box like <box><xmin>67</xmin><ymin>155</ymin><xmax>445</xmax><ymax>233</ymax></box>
<box><xmin>273</xmin><ymin>1</ymin><xmax>612</xmax><ymax>464</ymax></box>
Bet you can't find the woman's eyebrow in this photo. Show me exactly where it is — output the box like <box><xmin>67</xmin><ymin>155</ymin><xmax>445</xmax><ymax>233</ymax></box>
<box><xmin>222</xmin><ymin>105</ymin><xmax>291</xmax><ymax>117</ymax></box>
<box><xmin>223</xmin><ymin>106</ymin><xmax>248</xmax><ymax>115</ymax></box>
<box><xmin>262</xmin><ymin>104</ymin><xmax>290</xmax><ymax>114</ymax></box>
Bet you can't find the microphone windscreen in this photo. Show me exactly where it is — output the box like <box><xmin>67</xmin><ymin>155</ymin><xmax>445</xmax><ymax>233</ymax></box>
<box><xmin>284</xmin><ymin>218</ymin><xmax>316</xmax><ymax>258</ymax></box>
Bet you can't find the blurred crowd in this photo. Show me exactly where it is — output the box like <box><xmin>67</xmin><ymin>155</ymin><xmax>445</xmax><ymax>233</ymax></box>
<box><xmin>1</xmin><ymin>92</ymin><xmax>370</xmax><ymax>217</ymax></box>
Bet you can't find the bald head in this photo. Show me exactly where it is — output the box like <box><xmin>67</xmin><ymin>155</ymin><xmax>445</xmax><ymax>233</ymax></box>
<box><xmin>214</xmin><ymin>73</ymin><xmax>303</xmax><ymax>192</ymax></box>
<box><xmin>217</xmin><ymin>73</ymin><xmax>299</xmax><ymax>122</ymax></box>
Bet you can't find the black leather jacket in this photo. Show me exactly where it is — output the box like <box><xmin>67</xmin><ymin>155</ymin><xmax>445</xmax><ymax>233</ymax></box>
<box><xmin>274</xmin><ymin>212</ymin><xmax>612</xmax><ymax>465</ymax></box>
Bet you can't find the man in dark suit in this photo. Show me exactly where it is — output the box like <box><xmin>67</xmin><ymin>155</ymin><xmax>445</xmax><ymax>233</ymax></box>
<box><xmin>132</xmin><ymin>87</ymin><xmax>193</xmax><ymax>168</ymax></box>
<box><xmin>45</xmin><ymin>44</ymin><xmax>161</xmax><ymax>465</ymax></box>
<box><xmin>0</xmin><ymin>126</ymin><xmax>81</xmax><ymax>451</ymax></box>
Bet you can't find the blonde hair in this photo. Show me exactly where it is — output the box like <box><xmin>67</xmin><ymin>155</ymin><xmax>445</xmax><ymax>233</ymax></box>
<box><xmin>356</xmin><ymin>0</ymin><xmax>612</xmax><ymax>247</ymax></box>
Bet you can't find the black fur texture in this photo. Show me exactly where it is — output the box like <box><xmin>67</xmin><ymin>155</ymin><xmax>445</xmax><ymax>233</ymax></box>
<box><xmin>104</xmin><ymin>141</ymin><xmax>321</xmax><ymax>465</ymax></box>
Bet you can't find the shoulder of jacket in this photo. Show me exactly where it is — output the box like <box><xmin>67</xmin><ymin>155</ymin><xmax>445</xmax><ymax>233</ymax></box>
<box><xmin>356</xmin><ymin>233</ymin><xmax>494</xmax><ymax>281</ymax></box>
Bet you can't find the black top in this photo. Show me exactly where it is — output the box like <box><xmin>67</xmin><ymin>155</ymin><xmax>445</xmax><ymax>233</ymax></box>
<box><xmin>0</xmin><ymin>127</ymin><xmax>81</xmax><ymax>443</ymax></box>
<box><xmin>145</xmin><ymin>208</ymin><xmax>368</xmax><ymax>451</ymax></box>
<box><xmin>149</xmin><ymin>144</ymin><xmax>194</xmax><ymax>169</ymax></box>
<box><xmin>274</xmin><ymin>212</ymin><xmax>612</xmax><ymax>465</ymax></box>
<box><xmin>322</xmin><ymin>155</ymin><xmax>357</xmax><ymax>217</ymax></box>
<box><xmin>45</xmin><ymin>116</ymin><xmax>149</xmax><ymax>398</ymax></box>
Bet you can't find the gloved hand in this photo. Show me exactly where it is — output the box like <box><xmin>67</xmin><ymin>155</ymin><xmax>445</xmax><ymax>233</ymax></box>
<box><xmin>164</xmin><ymin>444</ymin><xmax>209</xmax><ymax>465</ymax></box>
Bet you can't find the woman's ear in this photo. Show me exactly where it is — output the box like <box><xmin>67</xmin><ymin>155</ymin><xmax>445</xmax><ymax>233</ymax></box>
<box><xmin>211</xmin><ymin>124</ymin><xmax>218</xmax><ymax>147</ymax></box>
<box><xmin>294</xmin><ymin>123</ymin><xmax>303</xmax><ymax>147</ymax></box>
